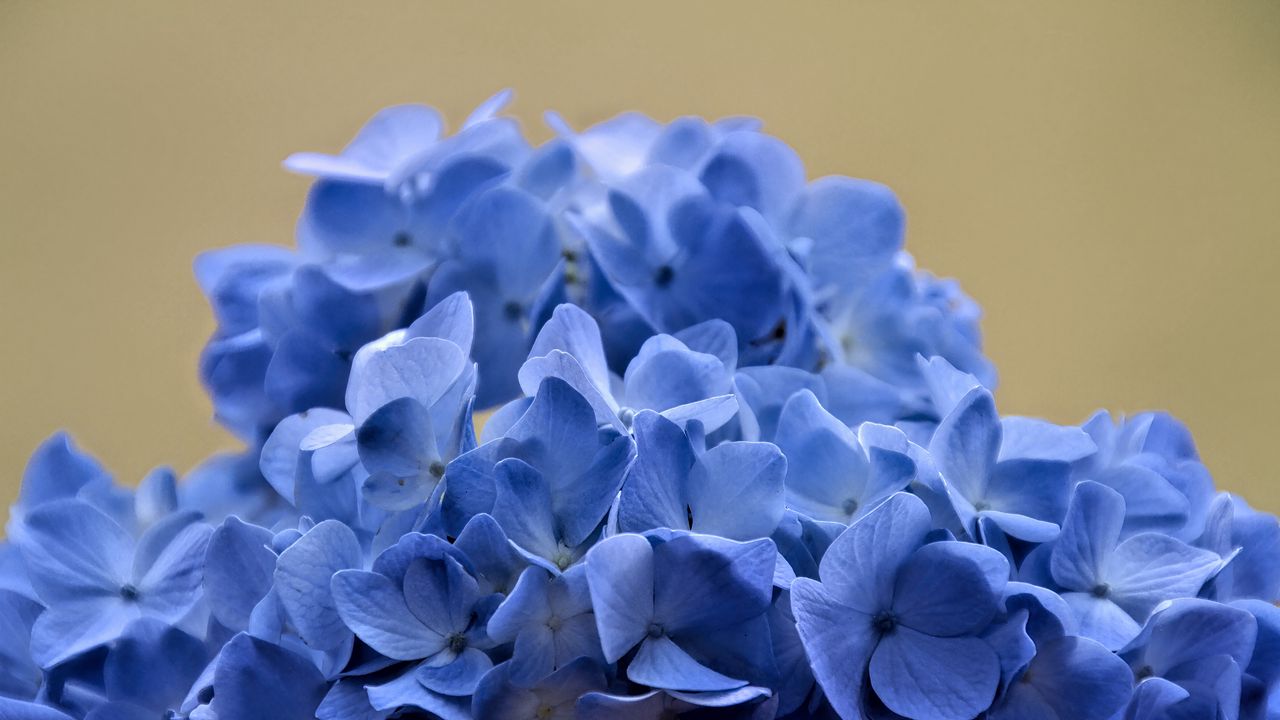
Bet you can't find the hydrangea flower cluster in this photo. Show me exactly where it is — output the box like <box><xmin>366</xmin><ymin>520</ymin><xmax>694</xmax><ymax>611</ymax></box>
<box><xmin>3</xmin><ymin>91</ymin><xmax>1277</xmax><ymax>720</ymax></box>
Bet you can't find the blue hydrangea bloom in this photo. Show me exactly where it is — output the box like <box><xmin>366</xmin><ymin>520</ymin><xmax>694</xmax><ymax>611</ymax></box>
<box><xmin>790</xmin><ymin>492</ymin><xmax>1008</xmax><ymax>720</ymax></box>
<box><xmin>9</xmin><ymin>97</ymin><xmax>1280</xmax><ymax>720</ymax></box>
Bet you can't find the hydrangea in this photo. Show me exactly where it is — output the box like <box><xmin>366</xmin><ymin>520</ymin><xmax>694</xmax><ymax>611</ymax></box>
<box><xmin>5</xmin><ymin>92</ymin><xmax>1279</xmax><ymax>720</ymax></box>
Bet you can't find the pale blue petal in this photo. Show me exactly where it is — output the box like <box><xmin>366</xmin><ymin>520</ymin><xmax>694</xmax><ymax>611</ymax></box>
<box><xmin>628</xmin><ymin>635</ymin><xmax>747</xmax><ymax>692</ymax></box>
<box><xmin>687</xmin><ymin>442</ymin><xmax>786</xmax><ymax>540</ymax></box>
<box><xmin>927</xmin><ymin>388</ymin><xmax>1000</xmax><ymax>502</ymax></box>
<box><xmin>415</xmin><ymin>647</ymin><xmax>492</xmax><ymax>696</ymax></box>
<box><xmin>409</xmin><ymin>291</ymin><xmax>475</xmax><ymax>356</ymax></box>
<box><xmin>274</xmin><ymin>520</ymin><xmax>362</xmax><ymax>650</ymax></box>
<box><xmin>19</xmin><ymin>499</ymin><xmax>132</xmax><ymax>603</ymax></box>
<box><xmin>816</xmin><ymin>492</ymin><xmax>931</xmax><ymax>614</ymax></box>
<box><xmin>584</xmin><ymin>534</ymin><xmax>654</xmax><ymax>662</ymax></box>
<box><xmin>789</xmin><ymin>577</ymin><xmax>876</xmax><ymax>720</ymax></box>
<box><xmin>330</xmin><ymin>569</ymin><xmax>443</xmax><ymax>660</ymax></box>
<box><xmin>1051</xmin><ymin>481</ymin><xmax>1126</xmax><ymax>592</ymax></box>
<box><xmin>346</xmin><ymin>336</ymin><xmax>468</xmax><ymax>425</ymax></box>
<box><xmin>1108</xmin><ymin>534</ymin><xmax>1221</xmax><ymax>620</ymax></box>
<box><xmin>892</xmin><ymin>541</ymin><xmax>1006</xmax><ymax>637</ymax></box>
<box><xmin>869</xmin><ymin>628</ymin><xmax>999</xmax><ymax>720</ymax></box>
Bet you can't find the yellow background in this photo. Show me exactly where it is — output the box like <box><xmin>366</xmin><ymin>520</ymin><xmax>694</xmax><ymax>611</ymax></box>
<box><xmin>1</xmin><ymin>2</ymin><xmax>1278</xmax><ymax>514</ymax></box>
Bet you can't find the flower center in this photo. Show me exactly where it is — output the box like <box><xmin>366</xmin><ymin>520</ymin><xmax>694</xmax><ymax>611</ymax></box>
<box><xmin>653</xmin><ymin>265</ymin><xmax>675</xmax><ymax>287</ymax></box>
<box><xmin>429</xmin><ymin>461</ymin><xmax>446</xmax><ymax>479</ymax></box>
<box><xmin>119</xmin><ymin>584</ymin><xmax>140</xmax><ymax>602</ymax></box>
<box><xmin>872</xmin><ymin>610</ymin><xmax>898</xmax><ymax>634</ymax></box>
<box><xmin>503</xmin><ymin>301</ymin><xmax>525</xmax><ymax>322</ymax></box>
<box><xmin>647</xmin><ymin>622</ymin><xmax>665</xmax><ymax>639</ymax></box>
<box><xmin>1091</xmin><ymin>583</ymin><xmax>1111</xmax><ymax>599</ymax></box>
<box><xmin>392</xmin><ymin>231</ymin><xmax>412</xmax><ymax>247</ymax></box>
<box><xmin>446</xmin><ymin>633</ymin><xmax>468</xmax><ymax>654</ymax></box>
<box><xmin>841</xmin><ymin>498</ymin><xmax>859</xmax><ymax>516</ymax></box>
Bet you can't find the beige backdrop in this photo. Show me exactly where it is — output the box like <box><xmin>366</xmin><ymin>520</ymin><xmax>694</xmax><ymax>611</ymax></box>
<box><xmin>1</xmin><ymin>2</ymin><xmax>1278</xmax><ymax>517</ymax></box>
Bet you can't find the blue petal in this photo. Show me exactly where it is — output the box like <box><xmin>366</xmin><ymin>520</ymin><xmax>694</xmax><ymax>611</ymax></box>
<box><xmin>454</xmin><ymin>513</ymin><xmax>528</xmax><ymax>596</ymax></box>
<box><xmin>212</xmin><ymin>633</ymin><xmax>328</xmax><ymax>720</ymax></box>
<box><xmin>787</xmin><ymin>176</ymin><xmax>903</xmax><ymax>294</ymax></box>
<box><xmin>274</xmin><ymin>520</ymin><xmax>363</xmax><ymax>650</ymax></box>
<box><xmin>415</xmin><ymin>647</ymin><xmax>492</xmax><ymax>696</ymax></box>
<box><xmin>410</xmin><ymin>291</ymin><xmax>475</xmax><ymax>356</ymax></box>
<box><xmin>134</xmin><ymin>521</ymin><xmax>212</xmax><ymax>622</ymax></box>
<box><xmin>331</xmin><ymin>569</ymin><xmax>444</xmax><ymax>660</ymax></box>
<box><xmin>1062</xmin><ymin>593</ymin><xmax>1142</xmax><ymax>651</ymax></box>
<box><xmin>285</xmin><ymin>104</ymin><xmax>442</xmax><ymax>182</ymax></box>
<box><xmin>30</xmin><ymin>600</ymin><xmax>139</xmax><ymax>667</ymax></box>
<box><xmin>346</xmin><ymin>336</ymin><xmax>468</xmax><ymax>424</ymax></box>
<box><xmin>365</xmin><ymin>667</ymin><xmax>470</xmax><ymax>720</ymax></box>
<box><xmin>1124</xmin><ymin>677</ymin><xmax>1190</xmax><ymax>720</ymax></box>
<box><xmin>259</xmin><ymin>408</ymin><xmax>352</xmax><ymax>503</ymax></box>
<box><xmin>487</xmin><ymin>567</ymin><xmax>552</xmax><ymax>643</ymax></box>
<box><xmin>402</xmin><ymin>554</ymin><xmax>480</xmax><ymax>638</ymax></box>
<box><xmin>687</xmin><ymin>442</ymin><xmax>786</xmax><ymax>540</ymax></box>
<box><xmin>1108</xmin><ymin>534</ymin><xmax>1221</xmax><ymax>620</ymax></box>
<box><xmin>998</xmin><ymin>417</ymin><xmax>1096</xmax><ymax>463</ymax></box>
<box><xmin>19</xmin><ymin>498</ymin><xmax>133</xmax><ymax>612</ymax></box>
<box><xmin>927</xmin><ymin>387</ymin><xmax>1000</xmax><ymax>502</ymax></box>
<box><xmin>104</xmin><ymin>618</ymin><xmax>208</xmax><ymax>711</ymax></box>
<box><xmin>817</xmin><ymin>492</ymin><xmax>931</xmax><ymax>614</ymax></box>
<box><xmin>774</xmin><ymin>389</ymin><xmax>871</xmax><ymax>522</ymax></box>
<box><xmin>1051</xmin><ymin>481</ymin><xmax>1126</xmax><ymax>592</ymax></box>
<box><xmin>584</xmin><ymin>534</ymin><xmax>654</xmax><ymax>662</ymax></box>
<box><xmin>628</xmin><ymin>635</ymin><xmax>748</xmax><ymax>692</ymax></box>
<box><xmin>526</xmin><ymin>304</ymin><xmax>612</xmax><ymax>396</ymax></box>
<box><xmin>617</xmin><ymin>411</ymin><xmax>696</xmax><ymax>534</ymax></box>
<box><xmin>0</xmin><ymin>697</ymin><xmax>76</xmax><ymax>720</ymax></box>
<box><xmin>789</xmin><ymin>577</ymin><xmax>877</xmax><ymax>720</ymax></box>
<box><xmin>993</xmin><ymin>635</ymin><xmax>1132</xmax><ymax>720</ymax></box>
<box><xmin>870</xmin><ymin>628</ymin><xmax>1000</xmax><ymax>720</ymax></box>
<box><xmin>652</xmin><ymin>534</ymin><xmax>775</xmax><ymax>634</ymax></box>
<box><xmin>491</xmin><ymin>458</ymin><xmax>560</xmax><ymax>564</ymax></box>
<box><xmin>672</xmin><ymin>319</ymin><xmax>739</xmax><ymax>371</ymax></box>
<box><xmin>16</xmin><ymin>432</ymin><xmax>112</xmax><ymax>517</ymax></box>
<box><xmin>1136</xmin><ymin>598</ymin><xmax>1256</xmax><ymax>675</ymax></box>
<box><xmin>892</xmin><ymin>541</ymin><xmax>1006</xmax><ymax>637</ymax></box>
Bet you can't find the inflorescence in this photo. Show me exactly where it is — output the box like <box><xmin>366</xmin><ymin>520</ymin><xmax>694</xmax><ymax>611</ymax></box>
<box><xmin>2</xmin><ymin>91</ymin><xmax>1276</xmax><ymax>720</ymax></box>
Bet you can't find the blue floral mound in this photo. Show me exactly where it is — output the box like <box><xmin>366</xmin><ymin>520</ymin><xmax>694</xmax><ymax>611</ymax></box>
<box><xmin>2</xmin><ymin>92</ymin><xmax>1277</xmax><ymax>720</ymax></box>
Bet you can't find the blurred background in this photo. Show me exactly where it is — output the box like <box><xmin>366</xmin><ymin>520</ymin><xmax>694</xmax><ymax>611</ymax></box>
<box><xmin>1</xmin><ymin>1</ymin><xmax>1277</xmax><ymax>515</ymax></box>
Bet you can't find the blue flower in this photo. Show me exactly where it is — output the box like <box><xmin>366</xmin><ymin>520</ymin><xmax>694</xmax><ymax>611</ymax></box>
<box><xmin>15</xmin><ymin>499</ymin><xmax>211</xmax><ymax>667</ymax></box>
<box><xmin>442</xmin><ymin>377</ymin><xmax>633</xmax><ymax>544</ymax></box>
<box><xmin>924</xmin><ymin>385</ymin><xmax>1081</xmax><ymax>543</ymax></box>
<box><xmin>331</xmin><ymin>533</ymin><xmax>497</xmax><ymax>696</ymax></box>
<box><xmin>617</xmin><ymin>410</ymin><xmax>786</xmax><ymax>541</ymax></box>
<box><xmin>773</xmin><ymin>388</ymin><xmax>915</xmax><ymax>526</ymax></box>
<box><xmin>518</xmin><ymin>303</ymin><xmax>739</xmax><ymax>433</ymax></box>
<box><xmin>425</xmin><ymin>184</ymin><xmax>563</xmax><ymax>407</ymax></box>
<box><xmin>1197</xmin><ymin>493</ymin><xmax>1280</xmax><ymax>602</ymax></box>
<box><xmin>287</xmin><ymin>90</ymin><xmax>527</xmax><ymax>258</ymax></box>
<box><xmin>584</xmin><ymin>532</ymin><xmax>777</xmax><ymax>692</ymax></box>
<box><xmin>1118</xmin><ymin>598</ymin><xmax>1257</xmax><ymax>719</ymax></box>
<box><xmin>486</xmin><ymin>565</ymin><xmax>602</xmax><ymax>685</ymax></box>
<box><xmin>985</xmin><ymin>584</ymin><xmax>1133</xmax><ymax>719</ymax></box>
<box><xmin>571</xmin><ymin>164</ymin><xmax>788</xmax><ymax>351</ymax></box>
<box><xmin>790</xmin><ymin>492</ymin><xmax>1008</xmax><ymax>720</ymax></box>
<box><xmin>1074</xmin><ymin>410</ymin><xmax>1215</xmax><ymax>537</ymax></box>
<box><xmin>1047</xmin><ymin>481</ymin><xmax>1222</xmax><ymax>650</ymax></box>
